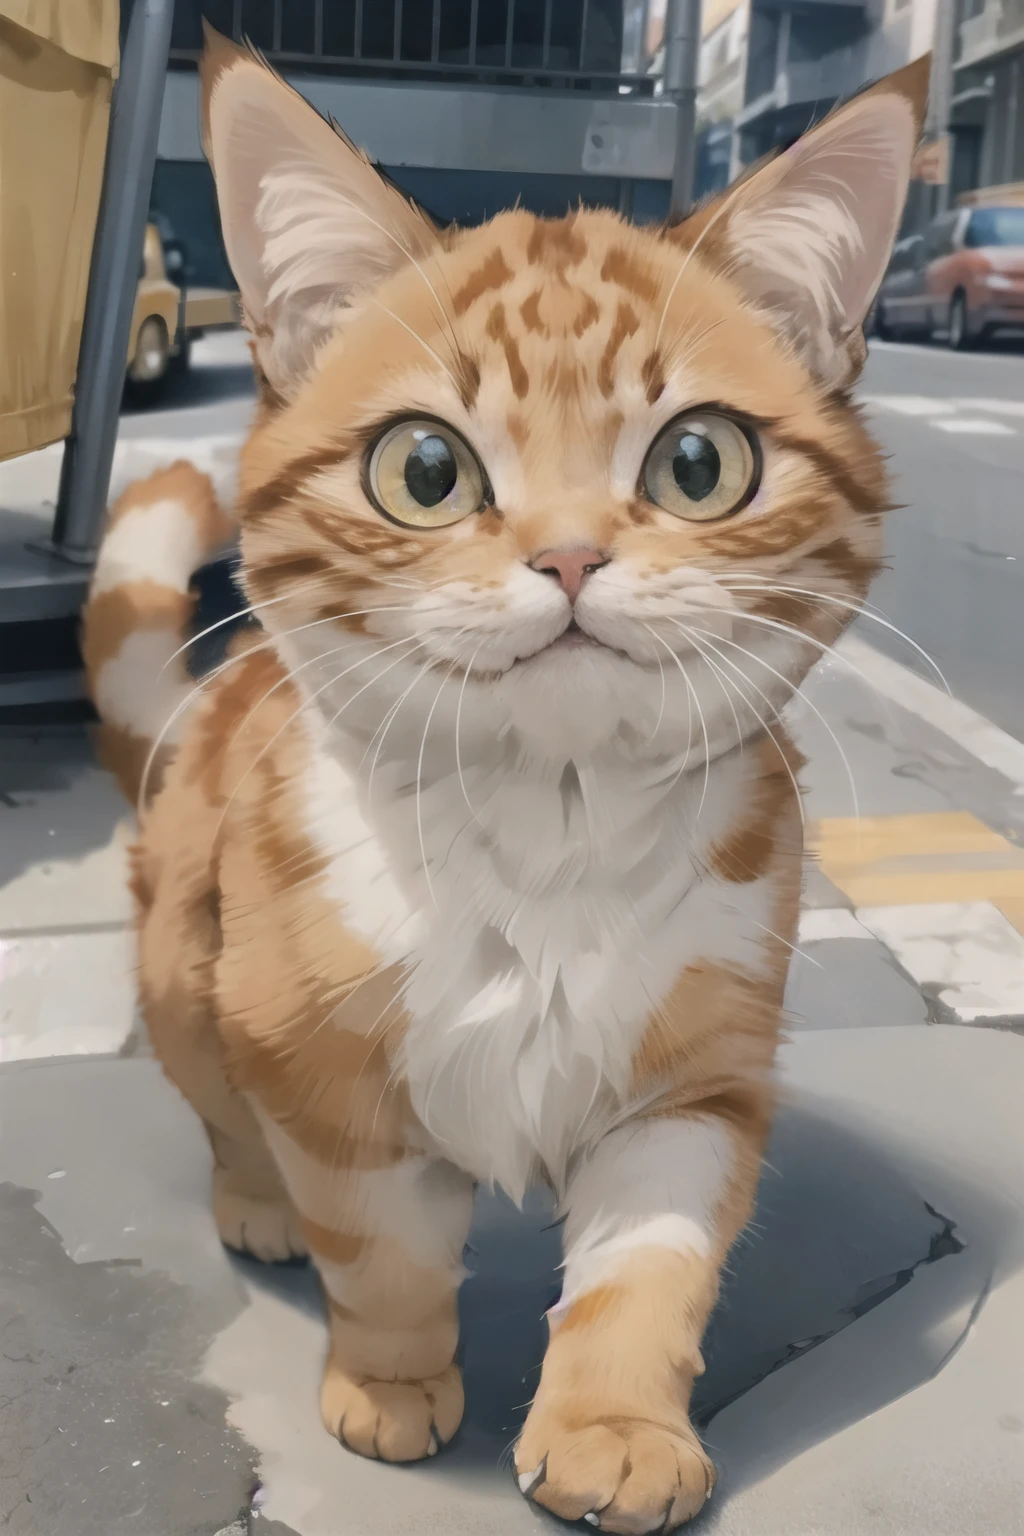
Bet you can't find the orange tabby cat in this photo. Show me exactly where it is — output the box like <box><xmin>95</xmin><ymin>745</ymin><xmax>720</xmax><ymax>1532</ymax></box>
<box><xmin>83</xmin><ymin>34</ymin><xmax>927</xmax><ymax>1532</ymax></box>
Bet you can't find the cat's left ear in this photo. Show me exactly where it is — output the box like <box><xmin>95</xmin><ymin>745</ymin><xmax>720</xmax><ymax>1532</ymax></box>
<box><xmin>673</xmin><ymin>55</ymin><xmax>929</xmax><ymax>389</ymax></box>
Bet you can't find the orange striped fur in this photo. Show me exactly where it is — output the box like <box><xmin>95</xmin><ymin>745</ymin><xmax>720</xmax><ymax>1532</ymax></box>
<box><xmin>83</xmin><ymin>36</ymin><xmax>928</xmax><ymax>1532</ymax></box>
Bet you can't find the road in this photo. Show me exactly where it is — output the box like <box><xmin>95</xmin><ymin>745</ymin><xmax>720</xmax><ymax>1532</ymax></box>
<box><xmin>114</xmin><ymin>329</ymin><xmax>1024</xmax><ymax>740</ymax></box>
<box><xmin>859</xmin><ymin>339</ymin><xmax>1024</xmax><ymax>739</ymax></box>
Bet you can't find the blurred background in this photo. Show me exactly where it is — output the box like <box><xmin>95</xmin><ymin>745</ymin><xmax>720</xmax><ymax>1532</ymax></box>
<box><xmin>145</xmin><ymin>1</ymin><xmax>1022</xmax><ymax>286</ymax></box>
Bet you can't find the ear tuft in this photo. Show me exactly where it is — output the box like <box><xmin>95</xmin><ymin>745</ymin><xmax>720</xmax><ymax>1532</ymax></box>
<box><xmin>199</xmin><ymin>28</ymin><xmax>438</xmax><ymax>395</ymax></box>
<box><xmin>673</xmin><ymin>54</ymin><xmax>929</xmax><ymax>389</ymax></box>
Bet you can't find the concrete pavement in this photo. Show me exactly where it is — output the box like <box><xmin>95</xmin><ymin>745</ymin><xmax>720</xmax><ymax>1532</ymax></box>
<box><xmin>2</xmin><ymin>332</ymin><xmax>1023</xmax><ymax>1534</ymax></box>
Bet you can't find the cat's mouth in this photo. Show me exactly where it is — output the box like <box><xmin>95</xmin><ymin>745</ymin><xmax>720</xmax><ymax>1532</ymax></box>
<box><xmin>550</xmin><ymin>619</ymin><xmax>601</xmax><ymax>652</ymax></box>
<box><xmin>507</xmin><ymin>618</ymin><xmax>630</xmax><ymax>671</ymax></box>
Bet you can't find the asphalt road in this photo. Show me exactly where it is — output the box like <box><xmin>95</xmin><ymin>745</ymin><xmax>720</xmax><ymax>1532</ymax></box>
<box><xmin>131</xmin><ymin>329</ymin><xmax>1024</xmax><ymax>741</ymax></box>
<box><xmin>859</xmin><ymin>339</ymin><xmax>1024</xmax><ymax>739</ymax></box>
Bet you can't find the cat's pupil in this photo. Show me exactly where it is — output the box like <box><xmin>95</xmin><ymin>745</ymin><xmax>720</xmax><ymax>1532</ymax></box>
<box><xmin>672</xmin><ymin>432</ymin><xmax>720</xmax><ymax>502</ymax></box>
<box><xmin>405</xmin><ymin>435</ymin><xmax>458</xmax><ymax>507</ymax></box>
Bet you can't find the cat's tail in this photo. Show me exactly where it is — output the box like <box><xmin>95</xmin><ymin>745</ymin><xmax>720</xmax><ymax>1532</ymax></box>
<box><xmin>82</xmin><ymin>460</ymin><xmax>234</xmax><ymax>806</ymax></box>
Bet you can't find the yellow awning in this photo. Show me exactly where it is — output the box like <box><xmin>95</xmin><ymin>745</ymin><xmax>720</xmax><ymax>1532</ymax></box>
<box><xmin>0</xmin><ymin>3</ymin><xmax>119</xmax><ymax>461</ymax></box>
<box><xmin>0</xmin><ymin>0</ymin><xmax>119</xmax><ymax>71</ymax></box>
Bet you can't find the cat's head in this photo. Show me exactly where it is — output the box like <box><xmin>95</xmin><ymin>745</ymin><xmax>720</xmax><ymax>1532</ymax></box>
<box><xmin>202</xmin><ymin>34</ymin><xmax>927</xmax><ymax>769</ymax></box>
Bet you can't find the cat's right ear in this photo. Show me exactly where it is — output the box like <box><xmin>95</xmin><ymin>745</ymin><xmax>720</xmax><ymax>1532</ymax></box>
<box><xmin>199</xmin><ymin>26</ymin><xmax>439</xmax><ymax>396</ymax></box>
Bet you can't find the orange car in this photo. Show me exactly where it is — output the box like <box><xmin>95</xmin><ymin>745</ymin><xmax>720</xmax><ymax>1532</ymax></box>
<box><xmin>873</xmin><ymin>205</ymin><xmax>1024</xmax><ymax>348</ymax></box>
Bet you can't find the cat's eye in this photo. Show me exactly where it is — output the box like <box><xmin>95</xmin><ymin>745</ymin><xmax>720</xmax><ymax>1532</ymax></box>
<box><xmin>642</xmin><ymin>411</ymin><xmax>760</xmax><ymax>522</ymax></box>
<box><xmin>367</xmin><ymin>419</ymin><xmax>487</xmax><ymax>528</ymax></box>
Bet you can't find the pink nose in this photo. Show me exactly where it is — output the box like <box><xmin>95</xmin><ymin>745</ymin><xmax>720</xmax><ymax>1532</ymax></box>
<box><xmin>530</xmin><ymin>547</ymin><xmax>610</xmax><ymax>604</ymax></box>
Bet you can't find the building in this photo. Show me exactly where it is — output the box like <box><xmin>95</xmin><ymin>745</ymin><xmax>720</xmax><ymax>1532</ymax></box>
<box><xmin>695</xmin><ymin>0</ymin><xmax>749</xmax><ymax>197</ymax></box>
<box><xmin>952</xmin><ymin>0</ymin><xmax>1024</xmax><ymax>200</ymax></box>
<box><xmin>147</xmin><ymin>0</ymin><xmax>685</xmax><ymax>289</ymax></box>
<box><xmin>695</xmin><ymin>1</ymin><xmax>937</xmax><ymax>199</ymax></box>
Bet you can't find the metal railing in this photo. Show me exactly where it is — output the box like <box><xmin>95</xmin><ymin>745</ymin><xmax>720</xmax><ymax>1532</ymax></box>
<box><xmin>170</xmin><ymin>0</ymin><xmax>661</xmax><ymax>95</ymax></box>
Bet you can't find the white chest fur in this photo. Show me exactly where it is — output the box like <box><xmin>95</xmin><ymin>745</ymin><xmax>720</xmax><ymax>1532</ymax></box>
<box><xmin>299</xmin><ymin>718</ymin><xmax>776</xmax><ymax>1202</ymax></box>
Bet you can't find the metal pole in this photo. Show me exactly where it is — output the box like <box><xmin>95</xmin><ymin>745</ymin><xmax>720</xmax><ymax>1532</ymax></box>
<box><xmin>664</xmin><ymin>0</ymin><xmax>702</xmax><ymax>217</ymax></box>
<box><xmin>928</xmin><ymin>0</ymin><xmax>957</xmax><ymax>217</ymax></box>
<box><xmin>50</xmin><ymin>0</ymin><xmax>174</xmax><ymax>562</ymax></box>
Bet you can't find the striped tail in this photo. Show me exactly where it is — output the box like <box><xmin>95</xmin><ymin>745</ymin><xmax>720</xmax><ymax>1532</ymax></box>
<box><xmin>82</xmin><ymin>461</ymin><xmax>234</xmax><ymax>805</ymax></box>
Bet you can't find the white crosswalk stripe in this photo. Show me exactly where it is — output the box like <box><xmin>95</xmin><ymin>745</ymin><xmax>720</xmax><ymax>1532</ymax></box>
<box><xmin>860</xmin><ymin>394</ymin><xmax>955</xmax><ymax>416</ymax></box>
<box><xmin>859</xmin><ymin>392</ymin><xmax>1024</xmax><ymax>437</ymax></box>
<box><xmin>933</xmin><ymin>418</ymin><xmax>1016</xmax><ymax>436</ymax></box>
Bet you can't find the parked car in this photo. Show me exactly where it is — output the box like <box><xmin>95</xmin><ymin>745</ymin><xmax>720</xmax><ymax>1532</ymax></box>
<box><xmin>126</xmin><ymin>222</ymin><xmax>239</xmax><ymax>403</ymax></box>
<box><xmin>872</xmin><ymin>206</ymin><xmax>1024</xmax><ymax>348</ymax></box>
<box><xmin>869</xmin><ymin>235</ymin><xmax>924</xmax><ymax>340</ymax></box>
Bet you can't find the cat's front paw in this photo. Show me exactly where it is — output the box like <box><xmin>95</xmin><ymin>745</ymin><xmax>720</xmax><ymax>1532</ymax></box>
<box><xmin>515</xmin><ymin>1410</ymin><xmax>714</xmax><ymax>1534</ymax></box>
<box><xmin>212</xmin><ymin>1171</ymin><xmax>308</xmax><ymax>1263</ymax></box>
<box><xmin>321</xmin><ymin>1359</ymin><xmax>463</xmax><ymax>1463</ymax></box>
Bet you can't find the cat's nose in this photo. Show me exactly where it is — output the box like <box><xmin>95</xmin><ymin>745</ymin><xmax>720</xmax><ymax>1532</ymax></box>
<box><xmin>529</xmin><ymin>547</ymin><xmax>610</xmax><ymax>604</ymax></box>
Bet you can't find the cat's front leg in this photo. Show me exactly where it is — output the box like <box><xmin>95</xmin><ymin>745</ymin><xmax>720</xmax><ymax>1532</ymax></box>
<box><xmin>516</xmin><ymin>1101</ymin><xmax>767</xmax><ymax>1532</ymax></box>
<box><xmin>257</xmin><ymin>1116</ymin><xmax>475</xmax><ymax>1462</ymax></box>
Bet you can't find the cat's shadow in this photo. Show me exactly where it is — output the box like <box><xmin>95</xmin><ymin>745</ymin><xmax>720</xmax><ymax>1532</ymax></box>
<box><xmin>244</xmin><ymin>1099</ymin><xmax>1000</xmax><ymax>1523</ymax></box>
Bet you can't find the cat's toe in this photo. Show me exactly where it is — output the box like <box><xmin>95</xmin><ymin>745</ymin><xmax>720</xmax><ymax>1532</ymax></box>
<box><xmin>321</xmin><ymin>1362</ymin><xmax>463</xmax><ymax>1462</ymax></box>
<box><xmin>212</xmin><ymin>1178</ymin><xmax>308</xmax><ymax>1263</ymax></box>
<box><xmin>515</xmin><ymin>1415</ymin><xmax>713</xmax><ymax>1534</ymax></box>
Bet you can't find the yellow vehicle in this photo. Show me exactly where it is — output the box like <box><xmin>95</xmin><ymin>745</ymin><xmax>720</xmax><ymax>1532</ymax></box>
<box><xmin>127</xmin><ymin>222</ymin><xmax>239</xmax><ymax>403</ymax></box>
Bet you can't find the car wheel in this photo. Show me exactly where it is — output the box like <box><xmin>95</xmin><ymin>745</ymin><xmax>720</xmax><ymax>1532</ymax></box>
<box><xmin>947</xmin><ymin>292</ymin><xmax>971</xmax><ymax>350</ymax></box>
<box><xmin>126</xmin><ymin>316</ymin><xmax>170</xmax><ymax>404</ymax></box>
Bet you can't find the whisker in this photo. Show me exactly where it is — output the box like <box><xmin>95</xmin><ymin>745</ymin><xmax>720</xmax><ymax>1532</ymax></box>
<box><xmin>455</xmin><ymin>639</ymin><xmax>487</xmax><ymax>824</ymax></box>
<box><xmin>692</xmin><ymin>602</ymin><xmax>899</xmax><ymax>725</ymax></box>
<box><xmin>643</xmin><ymin>625</ymin><xmax>711</xmax><ymax>815</ymax></box>
<box><xmin>364</xmin><ymin>653</ymin><xmax>438</xmax><ymax>805</ymax></box>
<box><xmin>720</xmin><ymin>581</ymin><xmax>951</xmax><ymax>692</ymax></box>
<box><xmin>664</xmin><ymin>619</ymin><xmax>743</xmax><ymax>754</ymax></box>
<box><xmin>648</xmin><ymin>648</ymin><xmax>668</xmax><ymax>745</ymax></box>
<box><xmin>303</xmin><ymin>956</ymin><xmax>407</xmax><ymax>1059</ymax></box>
<box><xmin>728</xmin><ymin>607</ymin><xmax>903</xmax><ymax>734</ymax></box>
<box><xmin>678</xmin><ymin>625</ymin><xmax>806</xmax><ymax>832</ymax></box>
<box><xmin>218</xmin><ymin>637</ymin><xmax>375</xmax><ymax>773</ymax></box>
<box><xmin>337</xmin><ymin>195</ymin><xmax>465</xmax><ymax>366</ymax></box>
<box><xmin>368</xmin><ymin>296</ymin><xmax>461</xmax><ymax>393</ymax></box>
<box><xmin>497</xmin><ymin>1434</ymin><xmax>522</xmax><ymax>1473</ymax></box>
<box><xmin>667</xmin><ymin>315</ymin><xmax>728</xmax><ymax>375</ymax></box>
<box><xmin>655</xmin><ymin>193</ymin><xmax>740</xmax><ymax>353</ymax></box>
<box><xmin>749</xmin><ymin>917</ymin><xmax>824</xmax><ymax>972</ymax></box>
<box><xmin>691</xmin><ymin>624</ymin><xmax>859</xmax><ymax>823</ymax></box>
<box><xmin>321</xmin><ymin>641</ymin><xmax>429</xmax><ymax>765</ymax></box>
<box><xmin>214</xmin><ymin>635</ymin><xmax>424</xmax><ymax>841</ymax></box>
<box><xmin>699</xmin><ymin>604</ymin><xmax>838</xmax><ymax>662</ymax></box>
<box><xmin>425</xmin><ymin>251</ymin><xmax>476</xmax><ymax>385</ymax></box>
<box><xmin>220</xmin><ymin>604</ymin><xmax>429</xmax><ymax>754</ymax></box>
<box><xmin>138</xmin><ymin>647</ymin><xmax>262</xmax><ymax>814</ymax></box>
<box><xmin>719</xmin><ymin>569</ymin><xmax>895</xmax><ymax>624</ymax></box>
<box><xmin>160</xmin><ymin>568</ymin><xmax>344</xmax><ymax>673</ymax></box>
<box><xmin>138</xmin><ymin>601</ymin><xmax>426</xmax><ymax>811</ymax></box>
<box><xmin>415</xmin><ymin>645</ymin><xmax>468</xmax><ymax>910</ymax></box>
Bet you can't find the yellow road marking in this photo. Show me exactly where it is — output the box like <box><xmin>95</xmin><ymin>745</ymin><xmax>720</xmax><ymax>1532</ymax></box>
<box><xmin>811</xmin><ymin>812</ymin><xmax>1024</xmax><ymax>913</ymax></box>
<box><xmin>996</xmin><ymin>898</ymin><xmax>1024</xmax><ymax>938</ymax></box>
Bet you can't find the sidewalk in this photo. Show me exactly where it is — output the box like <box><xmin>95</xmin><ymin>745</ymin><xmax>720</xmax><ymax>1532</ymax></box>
<box><xmin>2</xmin><ymin>631</ymin><xmax>1023</xmax><ymax>1534</ymax></box>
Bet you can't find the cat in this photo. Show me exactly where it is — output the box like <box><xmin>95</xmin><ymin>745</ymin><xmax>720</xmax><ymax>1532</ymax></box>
<box><xmin>83</xmin><ymin>31</ymin><xmax>928</xmax><ymax>1533</ymax></box>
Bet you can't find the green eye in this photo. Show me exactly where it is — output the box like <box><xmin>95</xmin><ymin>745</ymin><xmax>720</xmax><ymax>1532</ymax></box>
<box><xmin>643</xmin><ymin>412</ymin><xmax>760</xmax><ymax>522</ymax></box>
<box><xmin>367</xmin><ymin>419</ymin><xmax>487</xmax><ymax>528</ymax></box>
